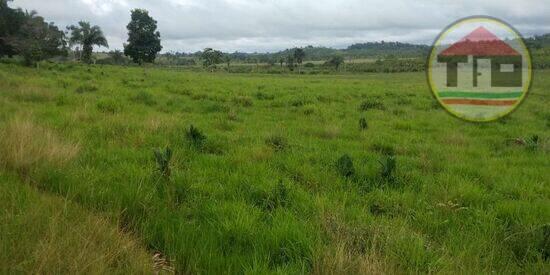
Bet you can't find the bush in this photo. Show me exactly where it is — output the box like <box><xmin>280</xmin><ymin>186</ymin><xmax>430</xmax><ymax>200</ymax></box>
<box><xmin>336</xmin><ymin>154</ymin><xmax>355</xmax><ymax>178</ymax></box>
<box><xmin>265</xmin><ymin>135</ymin><xmax>288</xmax><ymax>151</ymax></box>
<box><xmin>359</xmin><ymin>117</ymin><xmax>368</xmax><ymax>130</ymax></box>
<box><xmin>379</xmin><ymin>155</ymin><xmax>396</xmax><ymax>181</ymax></box>
<box><xmin>185</xmin><ymin>125</ymin><xmax>206</xmax><ymax>149</ymax></box>
<box><xmin>154</xmin><ymin>147</ymin><xmax>172</xmax><ymax>179</ymax></box>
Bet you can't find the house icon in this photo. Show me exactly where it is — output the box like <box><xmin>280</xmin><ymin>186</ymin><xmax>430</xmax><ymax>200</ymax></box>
<box><xmin>437</xmin><ymin>27</ymin><xmax>522</xmax><ymax>88</ymax></box>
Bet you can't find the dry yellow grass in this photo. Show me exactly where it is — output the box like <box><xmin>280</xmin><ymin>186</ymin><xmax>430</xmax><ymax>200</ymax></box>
<box><xmin>0</xmin><ymin>118</ymin><xmax>79</xmax><ymax>174</ymax></box>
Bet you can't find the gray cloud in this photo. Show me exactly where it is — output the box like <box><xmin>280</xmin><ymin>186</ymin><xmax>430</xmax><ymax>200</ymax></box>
<box><xmin>10</xmin><ymin>0</ymin><xmax>550</xmax><ymax>53</ymax></box>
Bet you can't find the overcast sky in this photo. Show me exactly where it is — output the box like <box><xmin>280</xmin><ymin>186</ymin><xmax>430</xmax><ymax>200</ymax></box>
<box><xmin>9</xmin><ymin>0</ymin><xmax>550</xmax><ymax>53</ymax></box>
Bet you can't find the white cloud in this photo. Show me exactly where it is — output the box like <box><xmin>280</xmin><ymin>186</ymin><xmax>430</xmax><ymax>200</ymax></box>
<box><xmin>9</xmin><ymin>0</ymin><xmax>550</xmax><ymax>52</ymax></box>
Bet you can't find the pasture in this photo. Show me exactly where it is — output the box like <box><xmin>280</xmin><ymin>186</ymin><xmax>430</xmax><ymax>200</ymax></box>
<box><xmin>0</xmin><ymin>63</ymin><xmax>548</xmax><ymax>274</ymax></box>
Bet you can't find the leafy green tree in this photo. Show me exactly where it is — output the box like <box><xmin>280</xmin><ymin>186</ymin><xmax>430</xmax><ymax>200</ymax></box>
<box><xmin>124</xmin><ymin>9</ymin><xmax>162</xmax><ymax>64</ymax></box>
<box><xmin>200</xmin><ymin>48</ymin><xmax>223</xmax><ymax>70</ymax></box>
<box><xmin>293</xmin><ymin>48</ymin><xmax>305</xmax><ymax>70</ymax></box>
<box><xmin>278</xmin><ymin>56</ymin><xmax>284</xmax><ymax>68</ymax></box>
<box><xmin>67</xmin><ymin>21</ymin><xmax>108</xmax><ymax>64</ymax></box>
<box><xmin>10</xmin><ymin>11</ymin><xmax>66</xmax><ymax>67</ymax></box>
<box><xmin>286</xmin><ymin>54</ymin><xmax>295</xmax><ymax>71</ymax></box>
<box><xmin>223</xmin><ymin>54</ymin><xmax>231</xmax><ymax>69</ymax></box>
<box><xmin>325</xmin><ymin>55</ymin><xmax>345</xmax><ymax>70</ymax></box>
<box><xmin>0</xmin><ymin>0</ymin><xmax>27</xmax><ymax>57</ymax></box>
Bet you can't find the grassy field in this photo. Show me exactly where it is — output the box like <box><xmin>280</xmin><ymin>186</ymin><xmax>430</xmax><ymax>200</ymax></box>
<box><xmin>0</xmin><ymin>63</ymin><xmax>548</xmax><ymax>274</ymax></box>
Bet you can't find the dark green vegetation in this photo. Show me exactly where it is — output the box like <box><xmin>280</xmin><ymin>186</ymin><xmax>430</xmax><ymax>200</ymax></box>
<box><xmin>124</xmin><ymin>9</ymin><xmax>162</xmax><ymax>64</ymax></box>
<box><xmin>0</xmin><ymin>63</ymin><xmax>548</xmax><ymax>273</ymax></box>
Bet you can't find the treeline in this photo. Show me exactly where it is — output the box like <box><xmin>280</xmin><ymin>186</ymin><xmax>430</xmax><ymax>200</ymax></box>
<box><xmin>0</xmin><ymin>0</ymin><xmax>162</xmax><ymax>66</ymax></box>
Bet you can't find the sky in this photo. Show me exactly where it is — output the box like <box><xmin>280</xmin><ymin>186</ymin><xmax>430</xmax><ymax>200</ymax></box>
<box><xmin>9</xmin><ymin>0</ymin><xmax>550</xmax><ymax>53</ymax></box>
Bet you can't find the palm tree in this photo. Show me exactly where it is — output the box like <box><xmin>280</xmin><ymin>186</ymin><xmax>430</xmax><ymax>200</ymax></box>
<box><xmin>67</xmin><ymin>21</ymin><xmax>108</xmax><ymax>64</ymax></box>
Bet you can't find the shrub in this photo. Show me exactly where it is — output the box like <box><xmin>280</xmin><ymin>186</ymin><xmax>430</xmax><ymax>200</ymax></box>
<box><xmin>359</xmin><ymin>117</ymin><xmax>368</xmax><ymax>130</ymax></box>
<box><xmin>304</xmin><ymin>62</ymin><xmax>315</xmax><ymax>68</ymax></box>
<box><xmin>266</xmin><ymin>135</ymin><xmax>288</xmax><ymax>151</ymax></box>
<box><xmin>359</xmin><ymin>99</ymin><xmax>385</xmax><ymax>111</ymax></box>
<box><xmin>379</xmin><ymin>155</ymin><xmax>396</xmax><ymax>181</ymax></box>
<box><xmin>526</xmin><ymin>135</ymin><xmax>540</xmax><ymax>151</ymax></box>
<box><xmin>185</xmin><ymin>125</ymin><xmax>206</xmax><ymax>149</ymax></box>
<box><xmin>336</xmin><ymin>154</ymin><xmax>355</xmax><ymax>178</ymax></box>
<box><xmin>154</xmin><ymin>147</ymin><xmax>172</xmax><ymax>179</ymax></box>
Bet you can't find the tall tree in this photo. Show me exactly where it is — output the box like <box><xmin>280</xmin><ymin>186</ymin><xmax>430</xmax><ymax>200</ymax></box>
<box><xmin>124</xmin><ymin>9</ymin><xmax>162</xmax><ymax>64</ymax></box>
<box><xmin>0</xmin><ymin>0</ymin><xmax>26</xmax><ymax>57</ymax></box>
<box><xmin>293</xmin><ymin>48</ymin><xmax>305</xmax><ymax>71</ymax></box>
<box><xmin>325</xmin><ymin>55</ymin><xmax>344</xmax><ymax>70</ymax></box>
<box><xmin>9</xmin><ymin>11</ymin><xmax>66</xmax><ymax>67</ymax></box>
<box><xmin>67</xmin><ymin>21</ymin><xmax>108</xmax><ymax>64</ymax></box>
<box><xmin>200</xmin><ymin>48</ymin><xmax>223</xmax><ymax>70</ymax></box>
<box><xmin>286</xmin><ymin>54</ymin><xmax>295</xmax><ymax>71</ymax></box>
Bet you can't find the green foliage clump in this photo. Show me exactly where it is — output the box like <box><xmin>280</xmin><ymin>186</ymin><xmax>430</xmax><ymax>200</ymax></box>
<box><xmin>265</xmin><ymin>135</ymin><xmax>288</xmax><ymax>151</ymax></box>
<box><xmin>124</xmin><ymin>9</ymin><xmax>162</xmax><ymax>64</ymax></box>
<box><xmin>96</xmin><ymin>98</ymin><xmax>122</xmax><ymax>114</ymax></box>
<box><xmin>526</xmin><ymin>135</ymin><xmax>540</xmax><ymax>151</ymax></box>
<box><xmin>67</xmin><ymin>21</ymin><xmax>108</xmax><ymax>64</ymax></box>
<box><xmin>154</xmin><ymin>147</ymin><xmax>172</xmax><ymax>179</ymax></box>
<box><xmin>336</xmin><ymin>154</ymin><xmax>355</xmax><ymax>178</ymax></box>
<box><xmin>186</xmin><ymin>125</ymin><xmax>206</xmax><ymax>149</ymax></box>
<box><xmin>359</xmin><ymin>117</ymin><xmax>368</xmax><ymax>130</ymax></box>
<box><xmin>379</xmin><ymin>155</ymin><xmax>396</xmax><ymax>181</ymax></box>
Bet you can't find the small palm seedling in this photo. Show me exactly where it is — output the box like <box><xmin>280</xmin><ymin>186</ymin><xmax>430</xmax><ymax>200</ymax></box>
<box><xmin>186</xmin><ymin>125</ymin><xmax>206</xmax><ymax>149</ymax></box>
<box><xmin>359</xmin><ymin>117</ymin><xmax>368</xmax><ymax>130</ymax></box>
<box><xmin>526</xmin><ymin>135</ymin><xmax>540</xmax><ymax>151</ymax></box>
<box><xmin>262</xmin><ymin>180</ymin><xmax>290</xmax><ymax>211</ymax></box>
<box><xmin>154</xmin><ymin>147</ymin><xmax>172</xmax><ymax>179</ymax></box>
<box><xmin>336</xmin><ymin>154</ymin><xmax>355</xmax><ymax>179</ymax></box>
<box><xmin>379</xmin><ymin>155</ymin><xmax>396</xmax><ymax>181</ymax></box>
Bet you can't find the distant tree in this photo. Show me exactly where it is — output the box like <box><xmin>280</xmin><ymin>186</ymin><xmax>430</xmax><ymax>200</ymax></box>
<box><xmin>278</xmin><ymin>56</ymin><xmax>284</xmax><ymax>68</ymax></box>
<box><xmin>267</xmin><ymin>58</ymin><xmax>276</xmax><ymax>67</ymax></box>
<box><xmin>293</xmin><ymin>48</ymin><xmax>305</xmax><ymax>71</ymax></box>
<box><xmin>9</xmin><ymin>11</ymin><xmax>67</xmax><ymax>67</ymax></box>
<box><xmin>286</xmin><ymin>54</ymin><xmax>295</xmax><ymax>71</ymax></box>
<box><xmin>0</xmin><ymin>0</ymin><xmax>27</xmax><ymax>57</ymax></box>
<box><xmin>124</xmin><ymin>9</ymin><xmax>162</xmax><ymax>64</ymax></box>
<box><xmin>223</xmin><ymin>54</ymin><xmax>231</xmax><ymax>69</ymax></box>
<box><xmin>325</xmin><ymin>55</ymin><xmax>344</xmax><ymax>70</ymax></box>
<box><xmin>67</xmin><ymin>21</ymin><xmax>108</xmax><ymax>64</ymax></box>
<box><xmin>200</xmin><ymin>48</ymin><xmax>223</xmax><ymax>70</ymax></box>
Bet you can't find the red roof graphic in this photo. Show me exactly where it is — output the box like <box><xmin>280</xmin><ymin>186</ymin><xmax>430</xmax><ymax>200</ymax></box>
<box><xmin>440</xmin><ymin>27</ymin><xmax>520</xmax><ymax>56</ymax></box>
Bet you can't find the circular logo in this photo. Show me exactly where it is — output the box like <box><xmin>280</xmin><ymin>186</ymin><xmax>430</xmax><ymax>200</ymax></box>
<box><xmin>428</xmin><ymin>16</ymin><xmax>532</xmax><ymax>122</ymax></box>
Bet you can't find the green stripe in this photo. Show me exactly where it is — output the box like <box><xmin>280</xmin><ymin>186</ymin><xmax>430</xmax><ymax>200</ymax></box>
<box><xmin>438</xmin><ymin>91</ymin><xmax>523</xmax><ymax>99</ymax></box>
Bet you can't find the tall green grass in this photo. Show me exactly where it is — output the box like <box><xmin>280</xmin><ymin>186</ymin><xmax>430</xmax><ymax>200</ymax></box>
<box><xmin>0</xmin><ymin>62</ymin><xmax>548</xmax><ymax>273</ymax></box>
